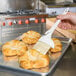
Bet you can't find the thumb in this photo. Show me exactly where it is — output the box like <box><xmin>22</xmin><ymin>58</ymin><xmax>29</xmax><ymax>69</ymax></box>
<box><xmin>57</xmin><ymin>14</ymin><xmax>70</xmax><ymax>20</ymax></box>
<box><xmin>56</xmin><ymin>12</ymin><xmax>71</xmax><ymax>20</ymax></box>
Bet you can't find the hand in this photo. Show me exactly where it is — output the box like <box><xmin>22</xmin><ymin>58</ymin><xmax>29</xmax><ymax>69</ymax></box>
<box><xmin>56</xmin><ymin>12</ymin><xmax>76</xmax><ymax>30</ymax></box>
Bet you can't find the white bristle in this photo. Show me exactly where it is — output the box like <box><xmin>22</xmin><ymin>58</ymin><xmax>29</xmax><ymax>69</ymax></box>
<box><xmin>33</xmin><ymin>41</ymin><xmax>51</xmax><ymax>55</ymax></box>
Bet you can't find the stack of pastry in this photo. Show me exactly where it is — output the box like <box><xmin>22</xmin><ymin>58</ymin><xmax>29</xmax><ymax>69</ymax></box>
<box><xmin>2</xmin><ymin>40</ymin><xmax>28</xmax><ymax>61</ymax></box>
<box><xmin>19</xmin><ymin>31</ymin><xmax>50</xmax><ymax>69</ymax></box>
<box><xmin>2</xmin><ymin>30</ymin><xmax>62</xmax><ymax>70</ymax></box>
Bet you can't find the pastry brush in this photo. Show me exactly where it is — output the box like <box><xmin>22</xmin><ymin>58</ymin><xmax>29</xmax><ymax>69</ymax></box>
<box><xmin>33</xmin><ymin>8</ymin><xmax>69</xmax><ymax>55</ymax></box>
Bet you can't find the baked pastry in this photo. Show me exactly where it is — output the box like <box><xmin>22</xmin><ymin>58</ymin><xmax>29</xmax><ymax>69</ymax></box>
<box><xmin>51</xmin><ymin>52</ymin><xmax>61</xmax><ymax>60</ymax></box>
<box><xmin>19</xmin><ymin>49</ymin><xmax>50</xmax><ymax>69</ymax></box>
<box><xmin>50</xmin><ymin>38</ymin><xmax>62</xmax><ymax>53</ymax></box>
<box><xmin>31</xmin><ymin>66</ymin><xmax>49</xmax><ymax>73</ymax></box>
<box><xmin>21</xmin><ymin>30</ymin><xmax>41</xmax><ymax>44</ymax></box>
<box><xmin>3</xmin><ymin>55</ymin><xmax>18</xmax><ymax>61</ymax></box>
<box><xmin>2</xmin><ymin>40</ymin><xmax>28</xmax><ymax>56</ymax></box>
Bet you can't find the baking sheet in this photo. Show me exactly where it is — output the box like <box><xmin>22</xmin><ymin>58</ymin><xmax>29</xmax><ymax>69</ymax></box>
<box><xmin>0</xmin><ymin>37</ymin><xmax>72</xmax><ymax>76</ymax></box>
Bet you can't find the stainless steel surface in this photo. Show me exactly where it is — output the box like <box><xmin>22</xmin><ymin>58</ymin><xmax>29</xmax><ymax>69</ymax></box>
<box><xmin>55</xmin><ymin>0</ymin><xmax>73</xmax><ymax>4</ymax></box>
<box><xmin>0</xmin><ymin>37</ymin><xmax>72</xmax><ymax>76</ymax></box>
<box><xmin>0</xmin><ymin>0</ymin><xmax>38</xmax><ymax>12</ymax></box>
<box><xmin>0</xmin><ymin>14</ymin><xmax>47</xmax><ymax>44</ymax></box>
<box><xmin>41</xmin><ymin>0</ymin><xmax>73</xmax><ymax>5</ymax></box>
<box><xmin>73</xmin><ymin>0</ymin><xmax>76</xmax><ymax>3</ymax></box>
<box><xmin>41</xmin><ymin>0</ymin><xmax>56</xmax><ymax>4</ymax></box>
<box><xmin>52</xmin><ymin>43</ymin><xmax>76</xmax><ymax>76</ymax></box>
<box><xmin>46</xmin><ymin>7</ymin><xmax>76</xmax><ymax>16</ymax></box>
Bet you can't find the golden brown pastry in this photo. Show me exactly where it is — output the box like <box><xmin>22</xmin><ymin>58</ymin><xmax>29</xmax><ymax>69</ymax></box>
<box><xmin>2</xmin><ymin>40</ymin><xmax>28</xmax><ymax>56</ymax></box>
<box><xmin>19</xmin><ymin>49</ymin><xmax>50</xmax><ymax>69</ymax></box>
<box><xmin>31</xmin><ymin>66</ymin><xmax>49</xmax><ymax>73</ymax></box>
<box><xmin>51</xmin><ymin>52</ymin><xmax>61</xmax><ymax>60</ymax></box>
<box><xmin>21</xmin><ymin>30</ymin><xmax>41</xmax><ymax>44</ymax></box>
<box><xmin>50</xmin><ymin>38</ymin><xmax>62</xmax><ymax>53</ymax></box>
<box><xmin>3</xmin><ymin>55</ymin><xmax>18</xmax><ymax>61</ymax></box>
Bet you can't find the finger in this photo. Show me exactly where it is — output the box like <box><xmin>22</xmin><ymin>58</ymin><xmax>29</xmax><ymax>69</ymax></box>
<box><xmin>71</xmin><ymin>25</ymin><xmax>76</xmax><ymax>30</ymax></box>
<box><xmin>56</xmin><ymin>12</ymin><xmax>71</xmax><ymax>20</ymax></box>
<box><xmin>61</xmin><ymin>23</ymin><xmax>68</xmax><ymax>30</ymax></box>
<box><xmin>58</xmin><ymin>22</ymin><xmax>66</xmax><ymax>29</ymax></box>
<box><xmin>63</xmin><ymin>23</ymin><xmax>71</xmax><ymax>30</ymax></box>
<box><xmin>58</xmin><ymin>22</ymin><xmax>71</xmax><ymax>30</ymax></box>
<box><xmin>58</xmin><ymin>22</ymin><xmax>62</xmax><ymax>28</ymax></box>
